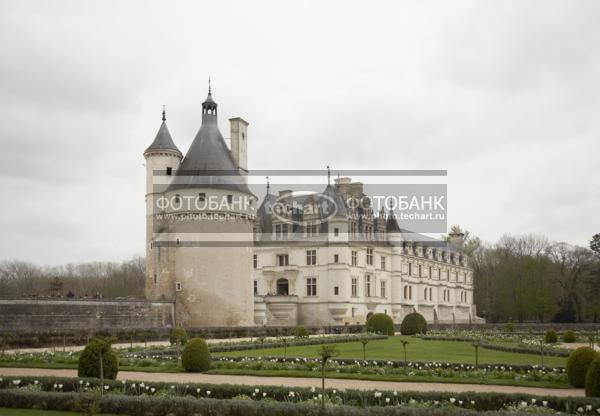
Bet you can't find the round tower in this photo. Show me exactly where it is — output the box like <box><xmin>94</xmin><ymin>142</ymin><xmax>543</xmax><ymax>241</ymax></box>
<box><xmin>153</xmin><ymin>86</ymin><xmax>256</xmax><ymax>327</ymax></box>
<box><xmin>143</xmin><ymin>107</ymin><xmax>183</xmax><ymax>301</ymax></box>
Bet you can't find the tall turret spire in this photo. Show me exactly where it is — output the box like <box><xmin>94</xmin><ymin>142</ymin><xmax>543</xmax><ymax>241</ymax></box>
<box><xmin>202</xmin><ymin>78</ymin><xmax>217</xmax><ymax>116</ymax></box>
<box><xmin>144</xmin><ymin>105</ymin><xmax>182</xmax><ymax>156</ymax></box>
<box><xmin>208</xmin><ymin>76</ymin><xmax>212</xmax><ymax>95</ymax></box>
<box><xmin>266</xmin><ymin>176</ymin><xmax>270</xmax><ymax>194</ymax></box>
<box><xmin>162</xmin><ymin>105</ymin><xmax>166</xmax><ymax>121</ymax></box>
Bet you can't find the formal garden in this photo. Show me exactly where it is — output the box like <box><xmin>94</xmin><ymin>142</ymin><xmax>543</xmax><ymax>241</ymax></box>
<box><xmin>1</xmin><ymin>313</ymin><xmax>600</xmax><ymax>415</ymax></box>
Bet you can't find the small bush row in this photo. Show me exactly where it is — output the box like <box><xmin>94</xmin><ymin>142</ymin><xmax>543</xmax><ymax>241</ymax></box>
<box><xmin>420</xmin><ymin>336</ymin><xmax>570</xmax><ymax>357</ymax></box>
<box><xmin>2</xmin><ymin>375</ymin><xmax>599</xmax><ymax>411</ymax></box>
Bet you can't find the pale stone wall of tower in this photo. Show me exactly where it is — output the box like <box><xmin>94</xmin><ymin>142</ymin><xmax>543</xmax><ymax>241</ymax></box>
<box><xmin>229</xmin><ymin>118</ymin><xmax>248</xmax><ymax>172</ymax></box>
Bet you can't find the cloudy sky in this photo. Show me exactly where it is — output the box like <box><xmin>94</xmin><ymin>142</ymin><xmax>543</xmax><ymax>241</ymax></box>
<box><xmin>1</xmin><ymin>0</ymin><xmax>599</xmax><ymax>265</ymax></box>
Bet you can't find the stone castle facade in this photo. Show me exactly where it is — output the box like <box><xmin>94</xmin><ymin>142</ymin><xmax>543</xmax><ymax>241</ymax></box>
<box><xmin>144</xmin><ymin>88</ymin><xmax>479</xmax><ymax>327</ymax></box>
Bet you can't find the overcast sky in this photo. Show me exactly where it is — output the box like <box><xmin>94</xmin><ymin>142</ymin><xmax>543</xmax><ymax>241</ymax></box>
<box><xmin>0</xmin><ymin>0</ymin><xmax>599</xmax><ymax>265</ymax></box>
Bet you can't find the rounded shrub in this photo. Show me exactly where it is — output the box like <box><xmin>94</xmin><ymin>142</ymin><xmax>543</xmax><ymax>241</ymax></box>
<box><xmin>293</xmin><ymin>326</ymin><xmax>309</xmax><ymax>339</ymax></box>
<box><xmin>566</xmin><ymin>346</ymin><xmax>599</xmax><ymax>388</ymax></box>
<box><xmin>544</xmin><ymin>329</ymin><xmax>558</xmax><ymax>344</ymax></box>
<box><xmin>181</xmin><ymin>337</ymin><xmax>211</xmax><ymax>372</ymax></box>
<box><xmin>400</xmin><ymin>312</ymin><xmax>427</xmax><ymax>335</ymax></box>
<box><xmin>169</xmin><ymin>327</ymin><xmax>188</xmax><ymax>346</ymax></box>
<box><xmin>586</xmin><ymin>357</ymin><xmax>600</xmax><ymax>397</ymax></box>
<box><xmin>366</xmin><ymin>313</ymin><xmax>394</xmax><ymax>336</ymax></box>
<box><xmin>563</xmin><ymin>330</ymin><xmax>577</xmax><ymax>343</ymax></box>
<box><xmin>77</xmin><ymin>338</ymin><xmax>118</xmax><ymax>380</ymax></box>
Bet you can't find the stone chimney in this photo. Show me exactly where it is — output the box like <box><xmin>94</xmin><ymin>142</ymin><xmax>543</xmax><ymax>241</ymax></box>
<box><xmin>229</xmin><ymin>117</ymin><xmax>249</xmax><ymax>173</ymax></box>
<box><xmin>447</xmin><ymin>231</ymin><xmax>465</xmax><ymax>251</ymax></box>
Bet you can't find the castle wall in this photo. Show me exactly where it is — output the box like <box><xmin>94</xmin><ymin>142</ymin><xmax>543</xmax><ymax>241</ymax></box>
<box><xmin>0</xmin><ymin>299</ymin><xmax>175</xmax><ymax>333</ymax></box>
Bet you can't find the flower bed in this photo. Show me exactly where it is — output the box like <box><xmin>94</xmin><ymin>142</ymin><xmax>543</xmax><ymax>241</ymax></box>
<box><xmin>0</xmin><ymin>375</ymin><xmax>599</xmax><ymax>414</ymax></box>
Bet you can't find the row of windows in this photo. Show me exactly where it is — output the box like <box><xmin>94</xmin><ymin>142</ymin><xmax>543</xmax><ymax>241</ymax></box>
<box><xmin>407</xmin><ymin>263</ymin><xmax>469</xmax><ymax>282</ymax></box>
<box><xmin>255</xmin><ymin>276</ymin><xmax>389</xmax><ymax>298</ymax></box>
<box><xmin>253</xmin><ymin>251</ymin><xmax>388</xmax><ymax>269</ymax></box>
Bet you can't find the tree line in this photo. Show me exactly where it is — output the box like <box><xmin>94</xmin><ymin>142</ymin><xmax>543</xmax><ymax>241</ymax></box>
<box><xmin>0</xmin><ymin>256</ymin><xmax>145</xmax><ymax>299</ymax></box>
<box><xmin>466</xmin><ymin>231</ymin><xmax>600</xmax><ymax>323</ymax></box>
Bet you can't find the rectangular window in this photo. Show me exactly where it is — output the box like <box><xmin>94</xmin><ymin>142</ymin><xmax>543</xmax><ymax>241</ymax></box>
<box><xmin>408</xmin><ymin>263</ymin><xmax>412</xmax><ymax>276</ymax></box>
<box><xmin>153</xmin><ymin>273</ymin><xmax>157</xmax><ymax>284</ymax></box>
<box><xmin>275</xmin><ymin>224</ymin><xmax>289</xmax><ymax>240</ymax></box>
<box><xmin>366</xmin><ymin>248</ymin><xmax>373</xmax><ymax>265</ymax></box>
<box><xmin>351</xmin><ymin>277</ymin><xmax>358</xmax><ymax>297</ymax></box>
<box><xmin>306</xmin><ymin>277</ymin><xmax>317</xmax><ymax>296</ymax></box>
<box><xmin>227</xmin><ymin>194</ymin><xmax>233</xmax><ymax>204</ymax></box>
<box><xmin>306</xmin><ymin>223</ymin><xmax>318</xmax><ymax>237</ymax></box>
<box><xmin>175</xmin><ymin>194</ymin><xmax>181</xmax><ymax>203</ymax></box>
<box><xmin>429</xmin><ymin>266</ymin><xmax>432</xmax><ymax>279</ymax></box>
<box><xmin>380</xmin><ymin>280</ymin><xmax>386</xmax><ymax>298</ymax></box>
<box><xmin>198</xmin><ymin>192</ymin><xmax>206</xmax><ymax>202</ymax></box>
<box><xmin>351</xmin><ymin>251</ymin><xmax>357</xmax><ymax>266</ymax></box>
<box><xmin>166</xmin><ymin>167</ymin><xmax>172</xmax><ymax>175</ymax></box>
<box><xmin>334</xmin><ymin>286</ymin><xmax>339</xmax><ymax>295</ymax></box>
<box><xmin>380</xmin><ymin>256</ymin><xmax>386</xmax><ymax>270</ymax></box>
<box><xmin>175</xmin><ymin>282</ymin><xmax>182</xmax><ymax>291</ymax></box>
<box><xmin>306</xmin><ymin>250</ymin><xmax>317</xmax><ymax>266</ymax></box>
<box><xmin>253</xmin><ymin>280</ymin><xmax>258</xmax><ymax>295</ymax></box>
<box><xmin>253</xmin><ymin>254</ymin><xmax>257</xmax><ymax>269</ymax></box>
<box><xmin>334</xmin><ymin>254</ymin><xmax>339</xmax><ymax>263</ymax></box>
<box><xmin>277</xmin><ymin>254</ymin><xmax>289</xmax><ymax>266</ymax></box>
<box><xmin>334</xmin><ymin>227</ymin><xmax>339</xmax><ymax>236</ymax></box>
<box><xmin>418</xmin><ymin>264</ymin><xmax>422</xmax><ymax>277</ymax></box>
<box><xmin>365</xmin><ymin>274</ymin><xmax>372</xmax><ymax>297</ymax></box>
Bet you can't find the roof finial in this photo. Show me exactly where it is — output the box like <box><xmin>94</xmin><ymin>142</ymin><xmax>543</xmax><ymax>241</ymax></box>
<box><xmin>162</xmin><ymin>105</ymin><xmax>166</xmax><ymax>122</ymax></box>
<box><xmin>327</xmin><ymin>165</ymin><xmax>331</xmax><ymax>186</ymax></box>
<box><xmin>208</xmin><ymin>76</ymin><xmax>212</xmax><ymax>95</ymax></box>
<box><xmin>266</xmin><ymin>176</ymin><xmax>270</xmax><ymax>194</ymax></box>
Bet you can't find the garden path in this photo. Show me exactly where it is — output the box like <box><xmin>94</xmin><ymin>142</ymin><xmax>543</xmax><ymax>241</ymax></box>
<box><xmin>0</xmin><ymin>367</ymin><xmax>585</xmax><ymax>397</ymax></box>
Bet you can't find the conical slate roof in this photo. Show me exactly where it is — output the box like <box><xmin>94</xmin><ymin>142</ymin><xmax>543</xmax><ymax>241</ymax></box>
<box><xmin>168</xmin><ymin>92</ymin><xmax>251</xmax><ymax>194</ymax></box>
<box><xmin>386</xmin><ymin>210</ymin><xmax>401</xmax><ymax>233</ymax></box>
<box><xmin>144</xmin><ymin>119</ymin><xmax>182</xmax><ymax>156</ymax></box>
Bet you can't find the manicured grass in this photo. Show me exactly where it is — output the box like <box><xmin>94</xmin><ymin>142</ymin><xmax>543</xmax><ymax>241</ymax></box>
<box><xmin>0</xmin><ymin>409</ymin><xmax>117</xmax><ymax>416</ymax></box>
<box><xmin>216</xmin><ymin>336</ymin><xmax>567</xmax><ymax>367</ymax></box>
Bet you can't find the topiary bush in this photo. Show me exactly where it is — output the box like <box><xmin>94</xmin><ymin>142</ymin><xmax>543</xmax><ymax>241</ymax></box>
<box><xmin>293</xmin><ymin>326</ymin><xmax>309</xmax><ymax>339</ymax></box>
<box><xmin>400</xmin><ymin>313</ymin><xmax>427</xmax><ymax>335</ymax></box>
<box><xmin>77</xmin><ymin>338</ymin><xmax>118</xmax><ymax>380</ymax></box>
<box><xmin>544</xmin><ymin>329</ymin><xmax>558</xmax><ymax>344</ymax></box>
<box><xmin>365</xmin><ymin>313</ymin><xmax>394</xmax><ymax>336</ymax></box>
<box><xmin>563</xmin><ymin>330</ymin><xmax>577</xmax><ymax>343</ymax></box>
<box><xmin>586</xmin><ymin>357</ymin><xmax>600</xmax><ymax>397</ymax></box>
<box><xmin>169</xmin><ymin>327</ymin><xmax>188</xmax><ymax>346</ymax></box>
<box><xmin>181</xmin><ymin>337</ymin><xmax>211</xmax><ymax>372</ymax></box>
<box><xmin>567</xmin><ymin>346</ymin><xmax>599</xmax><ymax>388</ymax></box>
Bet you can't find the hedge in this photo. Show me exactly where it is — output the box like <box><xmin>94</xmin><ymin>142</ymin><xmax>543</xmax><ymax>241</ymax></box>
<box><xmin>400</xmin><ymin>313</ymin><xmax>427</xmax><ymax>335</ymax></box>
<box><xmin>586</xmin><ymin>357</ymin><xmax>600</xmax><ymax>397</ymax></box>
<box><xmin>2</xmin><ymin>375</ymin><xmax>600</xmax><ymax>413</ymax></box>
<box><xmin>544</xmin><ymin>330</ymin><xmax>558</xmax><ymax>344</ymax></box>
<box><xmin>420</xmin><ymin>336</ymin><xmax>570</xmax><ymax>357</ymax></box>
<box><xmin>181</xmin><ymin>337</ymin><xmax>211</xmax><ymax>372</ymax></box>
<box><xmin>366</xmin><ymin>314</ymin><xmax>395</xmax><ymax>336</ymax></box>
<box><xmin>77</xmin><ymin>338</ymin><xmax>118</xmax><ymax>379</ymax></box>
<box><xmin>567</xmin><ymin>347</ymin><xmax>599</xmax><ymax>388</ymax></box>
<box><xmin>563</xmin><ymin>330</ymin><xmax>577</xmax><ymax>343</ymax></box>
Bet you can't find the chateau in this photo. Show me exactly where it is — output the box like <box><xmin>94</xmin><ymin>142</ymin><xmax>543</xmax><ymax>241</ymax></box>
<box><xmin>144</xmin><ymin>87</ymin><xmax>479</xmax><ymax>327</ymax></box>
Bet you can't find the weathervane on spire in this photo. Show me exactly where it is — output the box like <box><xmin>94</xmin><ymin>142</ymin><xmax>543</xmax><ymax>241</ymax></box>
<box><xmin>208</xmin><ymin>76</ymin><xmax>212</xmax><ymax>95</ymax></box>
<box><xmin>327</xmin><ymin>165</ymin><xmax>331</xmax><ymax>186</ymax></box>
<box><xmin>162</xmin><ymin>105</ymin><xmax>166</xmax><ymax>121</ymax></box>
<box><xmin>266</xmin><ymin>176</ymin><xmax>270</xmax><ymax>194</ymax></box>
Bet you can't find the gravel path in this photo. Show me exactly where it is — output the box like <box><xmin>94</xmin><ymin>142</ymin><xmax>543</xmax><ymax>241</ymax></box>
<box><xmin>0</xmin><ymin>367</ymin><xmax>584</xmax><ymax>397</ymax></box>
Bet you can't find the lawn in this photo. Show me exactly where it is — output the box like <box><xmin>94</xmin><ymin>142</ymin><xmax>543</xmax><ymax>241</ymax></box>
<box><xmin>215</xmin><ymin>336</ymin><xmax>567</xmax><ymax>367</ymax></box>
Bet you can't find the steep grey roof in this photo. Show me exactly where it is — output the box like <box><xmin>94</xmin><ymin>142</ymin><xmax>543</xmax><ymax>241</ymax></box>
<box><xmin>322</xmin><ymin>184</ymin><xmax>348</xmax><ymax>219</ymax></box>
<box><xmin>257</xmin><ymin>193</ymin><xmax>277</xmax><ymax>235</ymax></box>
<box><xmin>386</xmin><ymin>211</ymin><xmax>401</xmax><ymax>233</ymax></box>
<box><xmin>144</xmin><ymin>121</ymin><xmax>182</xmax><ymax>156</ymax></box>
<box><xmin>168</xmin><ymin>93</ymin><xmax>251</xmax><ymax>194</ymax></box>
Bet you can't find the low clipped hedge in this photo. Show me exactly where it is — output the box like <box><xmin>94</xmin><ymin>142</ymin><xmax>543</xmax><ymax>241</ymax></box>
<box><xmin>544</xmin><ymin>330</ymin><xmax>558</xmax><ymax>344</ymax></box>
<box><xmin>181</xmin><ymin>337</ymin><xmax>211</xmax><ymax>372</ymax></box>
<box><xmin>366</xmin><ymin>314</ymin><xmax>394</xmax><ymax>336</ymax></box>
<box><xmin>566</xmin><ymin>346</ymin><xmax>599</xmax><ymax>388</ymax></box>
<box><xmin>400</xmin><ymin>313</ymin><xmax>427</xmax><ymax>335</ymax></box>
<box><xmin>586</xmin><ymin>357</ymin><xmax>600</xmax><ymax>397</ymax></box>
<box><xmin>420</xmin><ymin>335</ymin><xmax>570</xmax><ymax>357</ymax></box>
<box><xmin>563</xmin><ymin>330</ymin><xmax>577</xmax><ymax>343</ymax></box>
<box><xmin>77</xmin><ymin>338</ymin><xmax>118</xmax><ymax>380</ymax></box>
<box><xmin>2</xmin><ymin>377</ymin><xmax>600</xmax><ymax>414</ymax></box>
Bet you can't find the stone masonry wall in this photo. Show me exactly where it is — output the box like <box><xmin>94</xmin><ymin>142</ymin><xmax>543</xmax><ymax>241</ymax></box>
<box><xmin>0</xmin><ymin>299</ymin><xmax>175</xmax><ymax>333</ymax></box>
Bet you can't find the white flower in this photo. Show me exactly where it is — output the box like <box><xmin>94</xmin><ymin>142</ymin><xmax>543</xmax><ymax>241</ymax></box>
<box><xmin>288</xmin><ymin>391</ymin><xmax>295</xmax><ymax>397</ymax></box>
<box><xmin>151</xmin><ymin>388</ymin><xmax>156</xmax><ymax>393</ymax></box>
<box><xmin>121</xmin><ymin>380</ymin><xmax>126</xmax><ymax>385</ymax></box>
<box><xmin>310</xmin><ymin>386</ymin><xmax>316</xmax><ymax>393</ymax></box>
<box><xmin>53</xmin><ymin>384</ymin><xmax>57</xmax><ymax>389</ymax></box>
<box><xmin>450</xmin><ymin>398</ymin><xmax>456</xmax><ymax>404</ymax></box>
<box><xmin>12</xmin><ymin>380</ymin><xmax>21</xmax><ymax>386</ymax></box>
<box><xmin>577</xmin><ymin>407</ymin><xmax>583</xmax><ymax>413</ymax></box>
<box><xmin>520</xmin><ymin>401</ymin><xmax>528</xmax><ymax>407</ymax></box>
<box><xmin>333</xmin><ymin>389</ymin><xmax>337</xmax><ymax>394</ymax></box>
<box><xmin>85</xmin><ymin>382</ymin><xmax>90</xmax><ymax>387</ymax></box>
<box><xmin>170</xmin><ymin>385</ymin><xmax>175</xmax><ymax>389</ymax></box>
<box><xmin>393</xmin><ymin>391</ymin><xmax>397</xmax><ymax>396</ymax></box>
<box><xmin>542</xmin><ymin>401</ymin><xmax>548</xmax><ymax>407</ymax></box>
<box><xmin>470</xmin><ymin>401</ymin><xmax>475</xmax><ymax>405</ymax></box>
<box><xmin>263</xmin><ymin>392</ymin><xmax>267</xmax><ymax>397</ymax></box>
<box><xmin>34</xmin><ymin>380</ymin><xmax>39</xmax><ymax>385</ymax></box>
<box><xmin>255</xmin><ymin>388</ymin><xmax>260</xmax><ymax>393</ymax></box>
<box><xmin>79</xmin><ymin>380</ymin><xmax>83</xmax><ymax>385</ymax></box>
<box><xmin>531</xmin><ymin>399</ymin><xmax>536</xmax><ymax>404</ymax></box>
<box><xmin>104</xmin><ymin>385</ymin><xmax>109</xmax><ymax>390</ymax></box>
<box><xmin>318</xmin><ymin>394</ymin><xmax>323</xmax><ymax>399</ymax></box>
<box><xmin>586</xmin><ymin>405</ymin><xmax>593</xmax><ymax>411</ymax></box>
<box><xmin>385</xmin><ymin>398</ymin><xmax>390</xmax><ymax>403</ymax></box>
<box><xmin>140</xmin><ymin>382</ymin><xmax>145</xmax><ymax>388</ymax></box>
<box><xmin>197</xmin><ymin>388</ymin><xmax>201</xmax><ymax>393</ymax></box>
<box><xmin>459</xmin><ymin>400</ymin><xmax>463</xmax><ymax>405</ymax></box>
<box><xmin>206</xmin><ymin>390</ymin><xmax>211</xmax><ymax>396</ymax></box>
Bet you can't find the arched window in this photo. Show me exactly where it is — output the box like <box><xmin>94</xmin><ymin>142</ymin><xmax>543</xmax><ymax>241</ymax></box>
<box><xmin>276</xmin><ymin>278</ymin><xmax>289</xmax><ymax>296</ymax></box>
